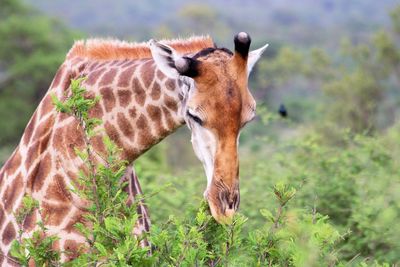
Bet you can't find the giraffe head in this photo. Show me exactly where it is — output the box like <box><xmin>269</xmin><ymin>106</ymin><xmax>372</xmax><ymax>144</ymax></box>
<box><xmin>150</xmin><ymin>32</ymin><xmax>268</xmax><ymax>223</ymax></box>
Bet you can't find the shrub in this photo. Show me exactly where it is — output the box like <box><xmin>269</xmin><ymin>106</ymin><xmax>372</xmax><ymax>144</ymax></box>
<box><xmin>10</xmin><ymin>78</ymin><xmax>394</xmax><ymax>266</ymax></box>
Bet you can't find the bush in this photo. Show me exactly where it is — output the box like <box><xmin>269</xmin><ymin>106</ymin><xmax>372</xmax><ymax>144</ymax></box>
<box><xmin>12</xmin><ymin>79</ymin><xmax>354</xmax><ymax>266</ymax></box>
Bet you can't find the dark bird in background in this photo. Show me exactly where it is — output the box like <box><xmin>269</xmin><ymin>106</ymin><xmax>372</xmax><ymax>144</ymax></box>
<box><xmin>278</xmin><ymin>103</ymin><xmax>287</xmax><ymax>118</ymax></box>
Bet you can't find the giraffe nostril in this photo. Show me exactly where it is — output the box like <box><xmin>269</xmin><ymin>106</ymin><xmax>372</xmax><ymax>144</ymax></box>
<box><xmin>216</xmin><ymin>187</ymin><xmax>240</xmax><ymax>213</ymax></box>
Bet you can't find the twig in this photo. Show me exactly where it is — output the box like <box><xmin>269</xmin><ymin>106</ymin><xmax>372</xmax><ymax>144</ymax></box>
<box><xmin>273</xmin><ymin>205</ymin><xmax>283</xmax><ymax>229</ymax></box>
<box><xmin>312</xmin><ymin>195</ymin><xmax>318</xmax><ymax>224</ymax></box>
<box><xmin>0</xmin><ymin>252</ymin><xmax>22</xmax><ymax>265</ymax></box>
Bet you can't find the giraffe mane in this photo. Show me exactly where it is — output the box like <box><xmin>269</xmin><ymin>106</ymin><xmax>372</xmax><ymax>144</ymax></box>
<box><xmin>67</xmin><ymin>36</ymin><xmax>215</xmax><ymax>60</ymax></box>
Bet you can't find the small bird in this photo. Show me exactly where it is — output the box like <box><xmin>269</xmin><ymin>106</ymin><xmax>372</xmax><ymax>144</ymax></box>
<box><xmin>278</xmin><ymin>104</ymin><xmax>287</xmax><ymax>118</ymax></box>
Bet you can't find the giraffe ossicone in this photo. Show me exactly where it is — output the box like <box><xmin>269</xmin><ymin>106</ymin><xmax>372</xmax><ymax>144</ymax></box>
<box><xmin>0</xmin><ymin>32</ymin><xmax>268</xmax><ymax>264</ymax></box>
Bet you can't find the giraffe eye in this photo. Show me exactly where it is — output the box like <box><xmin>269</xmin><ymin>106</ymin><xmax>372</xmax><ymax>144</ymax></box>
<box><xmin>187</xmin><ymin>111</ymin><xmax>203</xmax><ymax>125</ymax></box>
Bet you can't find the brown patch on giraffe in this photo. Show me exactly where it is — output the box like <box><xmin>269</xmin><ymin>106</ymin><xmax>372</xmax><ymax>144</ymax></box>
<box><xmin>32</xmin><ymin>116</ymin><xmax>54</xmax><ymax>142</ymax></box>
<box><xmin>23</xmin><ymin>209</ymin><xmax>37</xmax><ymax>232</ymax></box>
<box><xmin>86</xmin><ymin>67</ymin><xmax>107</xmax><ymax>86</ymax></box>
<box><xmin>100</xmin><ymin>68</ymin><xmax>117</xmax><ymax>86</ymax></box>
<box><xmin>137</xmin><ymin>132</ymin><xmax>154</xmax><ymax>148</ymax></box>
<box><xmin>100</xmin><ymin>86</ymin><xmax>116</xmax><ymax>112</ymax></box>
<box><xmin>40</xmin><ymin>132</ymin><xmax>51</xmax><ymax>153</ymax></box>
<box><xmin>117</xmin><ymin>89</ymin><xmax>133</xmax><ymax>107</ymax></box>
<box><xmin>0</xmin><ymin>205</ymin><xmax>6</xmax><ymax>229</ymax></box>
<box><xmin>165</xmin><ymin>79</ymin><xmax>176</xmax><ymax>91</ymax></box>
<box><xmin>26</xmin><ymin>164</ymin><xmax>40</xmax><ymax>193</ymax></box>
<box><xmin>64</xmin><ymin>239</ymin><xmax>80</xmax><ymax>260</ymax></box>
<box><xmin>40</xmin><ymin>94</ymin><xmax>55</xmax><ymax>116</ymax></box>
<box><xmin>105</xmin><ymin>122</ymin><xmax>123</xmax><ymax>149</ymax></box>
<box><xmin>2</xmin><ymin>222</ymin><xmax>16</xmax><ymax>245</ymax></box>
<box><xmin>158</xmin><ymin>125</ymin><xmax>170</xmax><ymax>139</ymax></box>
<box><xmin>65</xmin><ymin>210</ymin><xmax>85</xmax><ymax>234</ymax></box>
<box><xmin>88</xmin><ymin>62</ymin><xmax>99</xmax><ymax>71</ymax></box>
<box><xmin>136</xmin><ymin>115</ymin><xmax>147</xmax><ymax>130</ymax></box>
<box><xmin>90</xmin><ymin>135</ymin><xmax>106</xmax><ymax>156</ymax></box>
<box><xmin>147</xmin><ymin>105</ymin><xmax>161</xmax><ymax>122</ymax></box>
<box><xmin>109</xmin><ymin>60</ymin><xmax>121</xmax><ymax>66</ymax></box>
<box><xmin>117</xmin><ymin>113</ymin><xmax>134</xmax><ymax>138</ymax></box>
<box><xmin>120</xmin><ymin>60</ymin><xmax>132</xmax><ymax>67</ymax></box>
<box><xmin>116</xmin><ymin>59</ymin><xmax>128</xmax><ymax>66</ymax></box>
<box><xmin>133</xmin><ymin>78</ymin><xmax>146</xmax><ymax>106</ymax></box>
<box><xmin>23</xmin><ymin>111</ymin><xmax>38</xmax><ymax>145</ymax></box>
<box><xmin>88</xmin><ymin>101</ymin><xmax>104</xmax><ymax>119</ymax></box>
<box><xmin>129</xmin><ymin>108</ymin><xmax>137</xmax><ymax>119</ymax></box>
<box><xmin>2</xmin><ymin>150</ymin><xmax>21</xmax><ymax>176</ymax></box>
<box><xmin>32</xmin><ymin>153</ymin><xmax>52</xmax><ymax>192</ymax></box>
<box><xmin>96</xmin><ymin>61</ymin><xmax>109</xmax><ymax>69</ymax></box>
<box><xmin>162</xmin><ymin>107</ymin><xmax>176</xmax><ymax>129</ymax></box>
<box><xmin>71</xmin><ymin>62</ymin><xmax>87</xmax><ymax>79</ymax></box>
<box><xmin>118</xmin><ymin>64</ymin><xmax>136</xmax><ymax>87</ymax></box>
<box><xmin>124</xmin><ymin>147</ymin><xmax>140</xmax><ymax>162</ymax></box>
<box><xmin>52</xmin><ymin>127</ymin><xmax>68</xmax><ymax>158</ymax></box>
<box><xmin>24</xmin><ymin>129</ymin><xmax>51</xmax><ymax>170</ymax></box>
<box><xmin>156</xmin><ymin>70</ymin><xmax>165</xmax><ymax>80</ymax></box>
<box><xmin>84</xmin><ymin>90</ymin><xmax>95</xmax><ymax>100</ymax></box>
<box><xmin>150</xmin><ymin>82</ymin><xmax>161</xmax><ymax>100</ymax></box>
<box><xmin>65</xmin><ymin>121</ymin><xmax>85</xmax><ymax>153</ymax></box>
<box><xmin>52</xmin><ymin>239</ymin><xmax>60</xmax><ymax>251</ymax></box>
<box><xmin>136</xmin><ymin>115</ymin><xmax>155</xmax><ymax>147</ymax></box>
<box><xmin>45</xmin><ymin>174</ymin><xmax>70</xmax><ymax>203</ymax></box>
<box><xmin>164</xmin><ymin>95</ymin><xmax>178</xmax><ymax>112</ymax></box>
<box><xmin>3</xmin><ymin>173</ymin><xmax>23</xmax><ymax>213</ymax></box>
<box><xmin>122</xmin><ymin>60</ymin><xmax>137</xmax><ymax>69</ymax></box>
<box><xmin>61</xmin><ymin>71</ymin><xmax>73</xmax><ymax>93</ymax></box>
<box><xmin>58</xmin><ymin>111</ymin><xmax>71</xmax><ymax>122</ymax></box>
<box><xmin>141</xmin><ymin>60</ymin><xmax>155</xmax><ymax>88</ymax></box>
<box><xmin>41</xmin><ymin>202</ymin><xmax>70</xmax><ymax>226</ymax></box>
<box><xmin>0</xmin><ymin>170</ymin><xmax>5</xmax><ymax>189</ymax></box>
<box><xmin>50</xmin><ymin>65</ymin><xmax>65</xmax><ymax>89</ymax></box>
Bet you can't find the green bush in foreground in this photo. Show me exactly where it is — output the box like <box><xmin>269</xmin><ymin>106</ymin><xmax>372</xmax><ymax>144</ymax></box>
<box><xmin>10</xmin><ymin>78</ymin><xmax>391</xmax><ymax>266</ymax></box>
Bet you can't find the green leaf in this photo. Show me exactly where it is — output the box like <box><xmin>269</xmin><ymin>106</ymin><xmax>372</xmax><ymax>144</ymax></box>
<box><xmin>260</xmin><ymin>209</ymin><xmax>275</xmax><ymax>222</ymax></box>
<box><xmin>94</xmin><ymin>242</ymin><xmax>108</xmax><ymax>256</ymax></box>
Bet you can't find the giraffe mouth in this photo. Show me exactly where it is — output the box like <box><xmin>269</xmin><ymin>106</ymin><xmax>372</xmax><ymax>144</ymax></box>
<box><xmin>208</xmin><ymin>199</ymin><xmax>236</xmax><ymax>224</ymax></box>
<box><xmin>206</xmin><ymin>184</ymin><xmax>240</xmax><ymax>224</ymax></box>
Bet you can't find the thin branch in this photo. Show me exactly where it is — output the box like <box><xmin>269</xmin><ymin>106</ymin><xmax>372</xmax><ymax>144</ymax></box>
<box><xmin>0</xmin><ymin>252</ymin><xmax>22</xmax><ymax>265</ymax></box>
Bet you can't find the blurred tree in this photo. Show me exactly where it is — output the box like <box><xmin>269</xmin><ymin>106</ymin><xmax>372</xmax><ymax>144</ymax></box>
<box><xmin>257</xmin><ymin>46</ymin><xmax>304</xmax><ymax>88</ymax></box>
<box><xmin>252</xmin><ymin>5</ymin><xmax>400</xmax><ymax>143</ymax></box>
<box><xmin>0</xmin><ymin>0</ymin><xmax>77</xmax><ymax>156</ymax></box>
<box><xmin>320</xmin><ymin>12</ymin><xmax>400</xmax><ymax>135</ymax></box>
<box><xmin>323</xmin><ymin>68</ymin><xmax>381</xmax><ymax>133</ymax></box>
<box><xmin>390</xmin><ymin>4</ymin><xmax>400</xmax><ymax>35</ymax></box>
<box><xmin>178</xmin><ymin>4</ymin><xmax>218</xmax><ymax>32</ymax></box>
<box><xmin>170</xmin><ymin>3</ymin><xmax>231</xmax><ymax>43</ymax></box>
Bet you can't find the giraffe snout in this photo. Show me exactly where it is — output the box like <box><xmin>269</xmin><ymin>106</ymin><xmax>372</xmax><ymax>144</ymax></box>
<box><xmin>218</xmin><ymin>189</ymin><xmax>240</xmax><ymax>213</ymax></box>
<box><xmin>207</xmin><ymin>183</ymin><xmax>240</xmax><ymax>224</ymax></box>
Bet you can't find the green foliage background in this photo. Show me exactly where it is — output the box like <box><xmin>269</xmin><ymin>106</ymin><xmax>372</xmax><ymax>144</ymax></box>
<box><xmin>1</xmin><ymin>0</ymin><xmax>400</xmax><ymax>265</ymax></box>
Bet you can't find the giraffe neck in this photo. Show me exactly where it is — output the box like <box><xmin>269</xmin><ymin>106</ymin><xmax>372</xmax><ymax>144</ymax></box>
<box><xmin>0</xmin><ymin>56</ymin><xmax>188</xmax><ymax>263</ymax></box>
<box><xmin>80</xmin><ymin>57</ymin><xmax>187</xmax><ymax>161</ymax></box>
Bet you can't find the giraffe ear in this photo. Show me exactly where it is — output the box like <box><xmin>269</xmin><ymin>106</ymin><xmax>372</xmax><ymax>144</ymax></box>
<box><xmin>247</xmin><ymin>43</ymin><xmax>269</xmax><ymax>76</ymax></box>
<box><xmin>149</xmin><ymin>39</ymin><xmax>200</xmax><ymax>79</ymax></box>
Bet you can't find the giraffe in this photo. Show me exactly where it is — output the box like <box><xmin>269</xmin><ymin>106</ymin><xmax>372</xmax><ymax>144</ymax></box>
<box><xmin>0</xmin><ymin>32</ymin><xmax>268</xmax><ymax>264</ymax></box>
